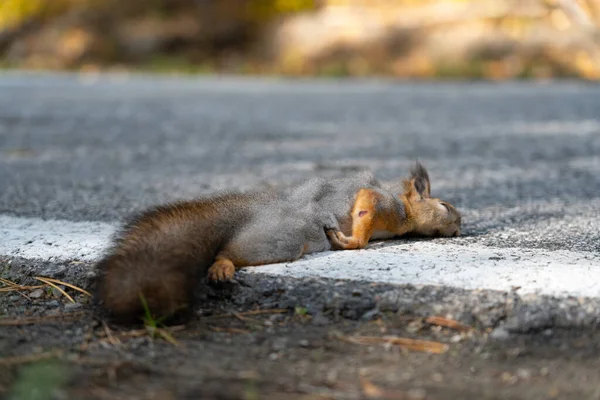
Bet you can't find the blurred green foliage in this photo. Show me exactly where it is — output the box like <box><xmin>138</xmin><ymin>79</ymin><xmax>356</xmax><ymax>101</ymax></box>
<box><xmin>8</xmin><ymin>359</ymin><xmax>69</xmax><ymax>400</ymax></box>
<box><xmin>1</xmin><ymin>0</ymin><xmax>599</xmax><ymax>79</ymax></box>
<box><xmin>0</xmin><ymin>0</ymin><xmax>317</xmax><ymax>29</ymax></box>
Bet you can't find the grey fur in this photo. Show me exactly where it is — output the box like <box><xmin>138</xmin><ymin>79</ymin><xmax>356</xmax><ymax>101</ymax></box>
<box><xmin>224</xmin><ymin>171</ymin><xmax>407</xmax><ymax>260</ymax></box>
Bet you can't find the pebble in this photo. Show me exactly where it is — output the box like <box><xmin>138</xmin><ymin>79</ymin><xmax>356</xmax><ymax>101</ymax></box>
<box><xmin>449</xmin><ymin>334</ymin><xmax>463</xmax><ymax>343</ymax></box>
<box><xmin>311</xmin><ymin>313</ymin><xmax>329</xmax><ymax>326</ymax></box>
<box><xmin>489</xmin><ymin>327</ymin><xmax>511</xmax><ymax>341</ymax></box>
<box><xmin>64</xmin><ymin>302</ymin><xmax>82</xmax><ymax>310</ymax></box>
<box><xmin>407</xmin><ymin>388</ymin><xmax>427</xmax><ymax>400</ymax></box>
<box><xmin>29</xmin><ymin>289</ymin><xmax>45</xmax><ymax>299</ymax></box>
<box><xmin>517</xmin><ymin>368</ymin><xmax>532</xmax><ymax>380</ymax></box>
<box><xmin>45</xmin><ymin>300</ymin><xmax>61</xmax><ymax>308</ymax></box>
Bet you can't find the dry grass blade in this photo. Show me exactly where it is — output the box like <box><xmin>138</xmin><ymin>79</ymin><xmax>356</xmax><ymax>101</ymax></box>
<box><xmin>34</xmin><ymin>277</ymin><xmax>74</xmax><ymax>303</ymax></box>
<box><xmin>0</xmin><ymin>277</ymin><xmax>45</xmax><ymax>292</ymax></box>
<box><xmin>0</xmin><ymin>311</ymin><xmax>86</xmax><ymax>326</ymax></box>
<box><xmin>0</xmin><ymin>277</ymin><xmax>19</xmax><ymax>287</ymax></box>
<box><xmin>102</xmin><ymin>321</ymin><xmax>121</xmax><ymax>345</ymax></box>
<box><xmin>232</xmin><ymin>312</ymin><xmax>261</xmax><ymax>323</ymax></box>
<box><xmin>239</xmin><ymin>309</ymin><xmax>288</xmax><ymax>316</ymax></box>
<box><xmin>97</xmin><ymin>325</ymin><xmax>185</xmax><ymax>340</ymax></box>
<box><xmin>210</xmin><ymin>308</ymin><xmax>289</xmax><ymax>319</ymax></box>
<box><xmin>360</xmin><ymin>376</ymin><xmax>387</xmax><ymax>398</ymax></box>
<box><xmin>0</xmin><ymin>350</ymin><xmax>62</xmax><ymax>366</ymax></box>
<box><xmin>155</xmin><ymin>328</ymin><xmax>180</xmax><ymax>346</ymax></box>
<box><xmin>34</xmin><ymin>276</ymin><xmax>92</xmax><ymax>297</ymax></box>
<box><xmin>342</xmin><ymin>335</ymin><xmax>449</xmax><ymax>354</ymax></box>
<box><xmin>360</xmin><ymin>375</ymin><xmax>421</xmax><ymax>399</ymax></box>
<box><xmin>209</xmin><ymin>326</ymin><xmax>251</xmax><ymax>334</ymax></box>
<box><xmin>424</xmin><ymin>316</ymin><xmax>471</xmax><ymax>332</ymax></box>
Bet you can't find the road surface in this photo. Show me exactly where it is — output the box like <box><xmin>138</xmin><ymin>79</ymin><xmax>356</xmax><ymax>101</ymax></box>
<box><xmin>1</xmin><ymin>72</ymin><xmax>598</xmax><ymax>301</ymax></box>
<box><xmin>2</xmin><ymin>72</ymin><xmax>600</xmax><ymax>400</ymax></box>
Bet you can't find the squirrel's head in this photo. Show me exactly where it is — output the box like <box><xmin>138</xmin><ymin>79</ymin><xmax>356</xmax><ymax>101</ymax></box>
<box><xmin>400</xmin><ymin>162</ymin><xmax>461</xmax><ymax>237</ymax></box>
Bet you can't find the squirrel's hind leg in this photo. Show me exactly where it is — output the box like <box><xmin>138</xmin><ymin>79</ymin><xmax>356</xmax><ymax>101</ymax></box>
<box><xmin>207</xmin><ymin>255</ymin><xmax>237</xmax><ymax>282</ymax></box>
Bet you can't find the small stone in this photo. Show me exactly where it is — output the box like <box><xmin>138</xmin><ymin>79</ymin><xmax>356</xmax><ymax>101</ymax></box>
<box><xmin>272</xmin><ymin>338</ymin><xmax>287</xmax><ymax>351</ymax></box>
<box><xmin>64</xmin><ymin>302</ymin><xmax>82</xmax><ymax>311</ymax></box>
<box><xmin>449</xmin><ymin>334</ymin><xmax>463</xmax><ymax>343</ymax></box>
<box><xmin>45</xmin><ymin>300</ymin><xmax>60</xmax><ymax>308</ymax></box>
<box><xmin>360</xmin><ymin>308</ymin><xmax>380</xmax><ymax>321</ymax></box>
<box><xmin>298</xmin><ymin>339</ymin><xmax>310</xmax><ymax>348</ymax></box>
<box><xmin>501</xmin><ymin>372</ymin><xmax>517</xmax><ymax>385</ymax></box>
<box><xmin>311</xmin><ymin>313</ymin><xmax>329</xmax><ymax>326</ymax></box>
<box><xmin>406</xmin><ymin>319</ymin><xmax>424</xmax><ymax>333</ymax></box>
<box><xmin>29</xmin><ymin>289</ymin><xmax>45</xmax><ymax>299</ymax></box>
<box><xmin>489</xmin><ymin>327</ymin><xmax>511</xmax><ymax>341</ymax></box>
<box><xmin>516</xmin><ymin>368</ymin><xmax>532</xmax><ymax>380</ymax></box>
<box><xmin>401</xmin><ymin>372</ymin><xmax>413</xmax><ymax>381</ymax></box>
<box><xmin>407</xmin><ymin>388</ymin><xmax>426</xmax><ymax>400</ymax></box>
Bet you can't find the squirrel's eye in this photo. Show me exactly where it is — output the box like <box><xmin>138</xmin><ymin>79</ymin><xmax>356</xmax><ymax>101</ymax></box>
<box><xmin>439</xmin><ymin>203</ymin><xmax>449</xmax><ymax>211</ymax></box>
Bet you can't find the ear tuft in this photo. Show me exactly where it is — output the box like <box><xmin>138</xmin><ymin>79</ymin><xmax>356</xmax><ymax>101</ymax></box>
<box><xmin>409</xmin><ymin>162</ymin><xmax>431</xmax><ymax>198</ymax></box>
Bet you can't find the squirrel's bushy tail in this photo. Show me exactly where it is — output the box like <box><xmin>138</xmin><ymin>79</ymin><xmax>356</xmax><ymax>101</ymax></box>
<box><xmin>94</xmin><ymin>193</ymin><xmax>257</xmax><ymax>323</ymax></box>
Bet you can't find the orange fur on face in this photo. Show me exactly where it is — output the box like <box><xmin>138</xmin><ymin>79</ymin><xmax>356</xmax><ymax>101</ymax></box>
<box><xmin>327</xmin><ymin>165</ymin><xmax>462</xmax><ymax>250</ymax></box>
<box><xmin>400</xmin><ymin>175</ymin><xmax>461</xmax><ymax>238</ymax></box>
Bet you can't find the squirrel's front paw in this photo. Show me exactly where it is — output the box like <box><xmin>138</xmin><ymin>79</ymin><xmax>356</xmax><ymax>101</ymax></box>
<box><xmin>207</xmin><ymin>260</ymin><xmax>235</xmax><ymax>282</ymax></box>
<box><xmin>326</xmin><ymin>229</ymin><xmax>355</xmax><ymax>250</ymax></box>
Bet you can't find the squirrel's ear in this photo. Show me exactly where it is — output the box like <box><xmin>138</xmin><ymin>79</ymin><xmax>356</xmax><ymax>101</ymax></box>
<box><xmin>403</xmin><ymin>162</ymin><xmax>431</xmax><ymax>200</ymax></box>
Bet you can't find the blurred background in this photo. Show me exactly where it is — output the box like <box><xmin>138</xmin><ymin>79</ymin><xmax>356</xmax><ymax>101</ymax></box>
<box><xmin>1</xmin><ymin>0</ymin><xmax>600</xmax><ymax>79</ymax></box>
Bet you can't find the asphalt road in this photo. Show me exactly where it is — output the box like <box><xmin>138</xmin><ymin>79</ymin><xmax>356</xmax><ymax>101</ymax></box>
<box><xmin>1</xmin><ymin>72</ymin><xmax>599</xmax><ymax>302</ymax></box>
<box><xmin>2</xmin><ymin>71</ymin><xmax>600</xmax><ymax>400</ymax></box>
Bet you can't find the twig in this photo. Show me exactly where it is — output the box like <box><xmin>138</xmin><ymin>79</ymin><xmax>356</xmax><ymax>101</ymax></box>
<box><xmin>0</xmin><ymin>311</ymin><xmax>86</xmax><ymax>326</ymax></box>
<box><xmin>340</xmin><ymin>335</ymin><xmax>449</xmax><ymax>354</ymax></box>
<box><xmin>360</xmin><ymin>376</ymin><xmax>387</xmax><ymax>398</ymax></box>
<box><xmin>424</xmin><ymin>316</ymin><xmax>472</xmax><ymax>332</ymax></box>
<box><xmin>0</xmin><ymin>350</ymin><xmax>62</xmax><ymax>366</ymax></box>
<box><xmin>209</xmin><ymin>326</ymin><xmax>251</xmax><ymax>334</ymax></box>
<box><xmin>208</xmin><ymin>308</ymin><xmax>289</xmax><ymax>319</ymax></box>
<box><xmin>102</xmin><ymin>321</ymin><xmax>121</xmax><ymax>345</ymax></box>
<box><xmin>360</xmin><ymin>375</ymin><xmax>417</xmax><ymax>399</ymax></box>
<box><xmin>96</xmin><ymin>325</ymin><xmax>185</xmax><ymax>340</ymax></box>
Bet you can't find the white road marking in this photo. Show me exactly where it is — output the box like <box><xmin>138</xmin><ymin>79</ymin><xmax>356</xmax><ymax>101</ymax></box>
<box><xmin>248</xmin><ymin>242</ymin><xmax>600</xmax><ymax>298</ymax></box>
<box><xmin>1</xmin><ymin>214</ymin><xmax>599</xmax><ymax>297</ymax></box>
<box><xmin>0</xmin><ymin>215</ymin><xmax>115</xmax><ymax>262</ymax></box>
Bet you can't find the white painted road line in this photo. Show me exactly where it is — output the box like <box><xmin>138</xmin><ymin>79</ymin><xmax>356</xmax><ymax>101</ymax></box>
<box><xmin>248</xmin><ymin>242</ymin><xmax>600</xmax><ymax>298</ymax></box>
<box><xmin>1</xmin><ymin>214</ymin><xmax>599</xmax><ymax>298</ymax></box>
<box><xmin>0</xmin><ymin>215</ymin><xmax>115</xmax><ymax>262</ymax></box>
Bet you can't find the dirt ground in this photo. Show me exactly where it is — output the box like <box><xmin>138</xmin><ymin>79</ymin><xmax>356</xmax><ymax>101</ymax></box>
<box><xmin>2</xmin><ymin>260</ymin><xmax>600</xmax><ymax>400</ymax></box>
